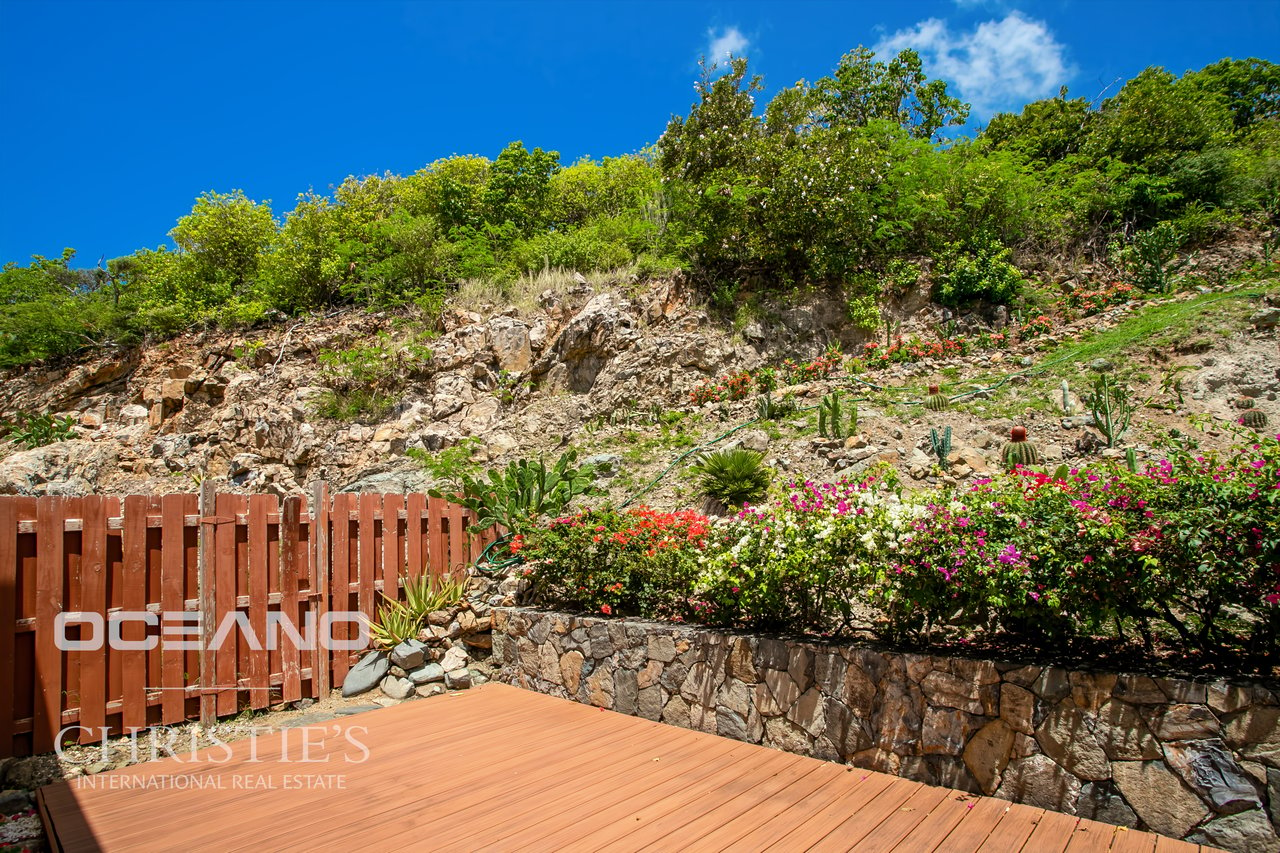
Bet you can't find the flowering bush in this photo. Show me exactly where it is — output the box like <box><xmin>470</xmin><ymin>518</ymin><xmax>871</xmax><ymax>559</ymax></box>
<box><xmin>522</xmin><ymin>507</ymin><xmax>712</xmax><ymax>618</ymax></box>
<box><xmin>782</xmin><ymin>351</ymin><xmax>842</xmax><ymax>383</ymax></box>
<box><xmin>690</xmin><ymin>369</ymin><xmax>755</xmax><ymax>404</ymax></box>
<box><xmin>1017</xmin><ymin>314</ymin><xmax>1054</xmax><ymax>338</ymax></box>
<box><xmin>694</xmin><ymin>473</ymin><xmax>901</xmax><ymax>628</ymax></box>
<box><xmin>1066</xmin><ymin>281</ymin><xmax>1135</xmax><ymax>317</ymax></box>
<box><xmin>862</xmin><ymin>335</ymin><xmax>970</xmax><ymax>366</ymax></box>
<box><xmin>522</xmin><ymin>435</ymin><xmax>1280</xmax><ymax>665</ymax></box>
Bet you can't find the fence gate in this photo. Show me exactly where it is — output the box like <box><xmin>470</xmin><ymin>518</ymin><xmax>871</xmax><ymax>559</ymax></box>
<box><xmin>0</xmin><ymin>484</ymin><xmax>496</xmax><ymax>759</ymax></box>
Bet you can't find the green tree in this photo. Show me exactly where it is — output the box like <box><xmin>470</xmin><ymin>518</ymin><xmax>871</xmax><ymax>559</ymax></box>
<box><xmin>483</xmin><ymin>141</ymin><xmax>560</xmax><ymax>235</ymax></box>
<box><xmin>809</xmin><ymin>46</ymin><xmax>969</xmax><ymax>140</ymax></box>
<box><xmin>982</xmin><ymin>89</ymin><xmax>1093</xmax><ymax>164</ymax></box>
<box><xmin>1185</xmin><ymin>57</ymin><xmax>1280</xmax><ymax>132</ymax></box>
<box><xmin>170</xmin><ymin>190</ymin><xmax>276</xmax><ymax>295</ymax></box>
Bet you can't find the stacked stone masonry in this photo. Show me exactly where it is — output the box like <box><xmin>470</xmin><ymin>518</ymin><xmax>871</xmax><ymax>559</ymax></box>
<box><xmin>492</xmin><ymin>608</ymin><xmax>1280</xmax><ymax>853</ymax></box>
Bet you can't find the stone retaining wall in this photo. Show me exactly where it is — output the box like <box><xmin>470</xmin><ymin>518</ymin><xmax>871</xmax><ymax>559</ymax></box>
<box><xmin>492</xmin><ymin>608</ymin><xmax>1280</xmax><ymax>853</ymax></box>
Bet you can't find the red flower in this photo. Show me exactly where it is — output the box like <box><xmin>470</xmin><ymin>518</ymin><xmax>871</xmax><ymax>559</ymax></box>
<box><xmin>600</xmin><ymin>604</ymin><xmax>612</xmax><ymax>615</ymax></box>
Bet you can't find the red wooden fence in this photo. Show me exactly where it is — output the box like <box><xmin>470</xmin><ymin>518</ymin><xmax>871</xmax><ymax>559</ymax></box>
<box><xmin>0</xmin><ymin>484</ymin><xmax>497</xmax><ymax>759</ymax></box>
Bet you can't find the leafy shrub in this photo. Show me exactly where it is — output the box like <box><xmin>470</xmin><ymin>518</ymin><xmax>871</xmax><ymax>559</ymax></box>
<box><xmin>1</xmin><ymin>412</ymin><xmax>77</xmax><ymax>449</ymax></box>
<box><xmin>1116</xmin><ymin>222</ymin><xmax>1183</xmax><ymax>293</ymax></box>
<box><xmin>315</xmin><ymin>331</ymin><xmax>433</xmax><ymax>422</ymax></box>
<box><xmin>690</xmin><ymin>448</ymin><xmax>771</xmax><ymax>511</ymax></box>
<box><xmin>933</xmin><ymin>235</ymin><xmax>1023</xmax><ymax>307</ymax></box>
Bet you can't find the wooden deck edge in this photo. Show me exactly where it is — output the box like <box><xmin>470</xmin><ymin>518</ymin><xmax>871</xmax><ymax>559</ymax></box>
<box><xmin>35</xmin><ymin>786</ymin><xmax>65</xmax><ymax>853</ymax></box>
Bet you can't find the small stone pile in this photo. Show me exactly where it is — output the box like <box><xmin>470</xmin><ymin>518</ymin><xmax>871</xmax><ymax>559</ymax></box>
<box><xmin>340</xmin><ymin>572</ymin><xmax>523</xmax><ymax>702</ymax></box>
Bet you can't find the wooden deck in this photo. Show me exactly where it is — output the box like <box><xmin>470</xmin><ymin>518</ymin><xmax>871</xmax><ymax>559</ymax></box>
<box><xmin>39</xmin><ymin>683</ymin><xmax>1216</xmax><ymax>852</ymax></box>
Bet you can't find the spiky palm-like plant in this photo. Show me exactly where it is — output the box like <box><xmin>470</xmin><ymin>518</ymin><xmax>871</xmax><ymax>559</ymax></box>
<box><xmin>691</xmin><ymin>448</ymin><xmax>772</xmax><ymax>512</ymax></box>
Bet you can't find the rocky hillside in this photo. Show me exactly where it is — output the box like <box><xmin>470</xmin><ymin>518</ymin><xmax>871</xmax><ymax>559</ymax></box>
<box><xmin>1</xmin><ymin>263</ymin><xmax>1278</xmax><ymax>508</ymax></box>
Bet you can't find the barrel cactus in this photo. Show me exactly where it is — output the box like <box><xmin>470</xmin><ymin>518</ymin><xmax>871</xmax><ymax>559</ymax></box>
<box><xmin>1237</xmin><ymin>397</ymin><xmax>1255</xmax><ymax>410</ymax></box>
<box><xmin>1239</xmin><ymin>409</ymin><xmax>1269</xmax><ymax>430</ymax></box>
<box><xmin>924</xmin><ymin>384</ymin><xmax>949</xmax><ymax>412</ymax></box>
<box><xmin>1001</xmin><ymin>426</ymin><xmax>1040</xmax><ymax>470</ymax></box>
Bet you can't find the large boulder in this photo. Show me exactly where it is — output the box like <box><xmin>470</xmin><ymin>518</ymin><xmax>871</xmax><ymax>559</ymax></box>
<box><xmin>0</xmin><ymin>440</ymin><xmax>119</xmax><ymax>495</ymax></box>
<box><xmin>537</xmin><ymin>292</ymin><xmax>639</xmax><ymax>393</ymax></box>
<box><xmin>341</xmin><ymin>651</ymin><xmax>390</xmax><ymax>697</ymax></box>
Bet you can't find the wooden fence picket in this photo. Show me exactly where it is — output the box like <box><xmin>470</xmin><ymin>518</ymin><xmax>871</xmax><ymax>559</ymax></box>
<box><xmin>0</xmin><ymin>499</ymin><xmax>17</xmax><ymax>755</ymax></box>
<box><xmin>247</xmin><ymin>494</ymin><xmax>271</xmax><ymax>710</ymax></box>
<box><xmin>159</xmin><ymin>495</ymin><xmax>186</xmax><ymax>725</ymax></box>
<box><xmin>279</xmin><ymin>496</ymin><xmax>302</xmax><ymax>703</ymax></box>
<box><xmin>33</xmin><ymin>497</ymin><xmax>64</xmax><ymax>754</ymax></box>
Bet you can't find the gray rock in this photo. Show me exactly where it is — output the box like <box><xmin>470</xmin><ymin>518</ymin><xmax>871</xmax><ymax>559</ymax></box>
<box><xmin>995</xmin><ymin>754</ymin><xmax>1082</xmax><ymax>813</ymax></box>
<box><xmin>408</xmin><ymin>662</ymin><xmax>446</xmax><ymax>685</ymax></box>
<box><xmin>1077</xmin><ymin>782</ymin><xmax>1138</xmax><ymax>827</ymax></box>
<box><xmin>1111</xmin><ymin>760</ymin><xmax>1210</xmax><ymax>838</ymax></box>
<box><xmin>1089</xmin><ymin>359</ymin><xmax>1115</xmax><ymax>372</ymax></box>
<box><xmin>1187</xmin><ymin>808</ymin><xmax>1280</xmax><ymax>853</ymax></box>
<box><xmin>334</xmin><ymin>704</ymin><xmax>383</xmax><ymax>716</ymax></box>
<box><xmin>582</xmin><ymin>454</ymin><xmax>623</xmax><ymax>477</ymax></box>
<box><xmin>380</xmin><ymin>675</ymin><xmax>415</xmax><ymax>700</ymax></box>
<box><xmin>278</xmin><ymin>712</ymin><xmax>339</xmax><ymax>729</ymax></box>
<box><xmin>341</xmin><ymin>650</ymin><xmax>390</xmax><ymax>697</ymax></box>
<box><xmin>445</xmin><ymin>668</ymin><xmax>473</xmax><ymax>690</ymax></box>
<box><xmin>1249</xmin><ymin>307</ymin><xmax>1280</xmax><ymax>330</ymax></box>
<box><xmin>416</xmin><ymin>683</ymin><xmax>447</xmax><ymax>699</ymax></box>
<box><xmin>390</xmin><ymin>639</ymin><xmax>428</xmax><ymax>670</ymax></box>
<box><xmin>1163</xmin><ymin>739</ymin><xmax>1261</xmax><ymax>814</ymax></box>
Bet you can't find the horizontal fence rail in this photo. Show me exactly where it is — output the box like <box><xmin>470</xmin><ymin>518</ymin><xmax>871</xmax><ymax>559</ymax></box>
<box><xmin>0</xmin><ymin>485</ymin><xmax>498</xmax><ymax>759</ymax></box>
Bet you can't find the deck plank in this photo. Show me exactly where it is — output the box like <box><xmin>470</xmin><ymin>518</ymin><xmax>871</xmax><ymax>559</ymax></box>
<box><xmin>37</xmin><ymin>684</ymin><xmax>1219</xmax><ymax>853</ymax></box>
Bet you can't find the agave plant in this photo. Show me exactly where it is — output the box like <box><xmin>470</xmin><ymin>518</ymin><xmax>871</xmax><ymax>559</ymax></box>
<box><xmin>367</xmin><ymin>596</ymin><xmax>423</xmax><ymax>651</ymax></box>
<box><xmin>430</xmin><ymin>450</ymin><xmax>599</xmax><ymax>533</ymax></box>
<box><xmin>690</xmin><ymin>448</ymin><xmax>771</xmax><ymax>512</ymax></box>
<box><xmin>402</xmin><ymin>572</ymin><xmax>468</xmax><ymax>619</ymax></box>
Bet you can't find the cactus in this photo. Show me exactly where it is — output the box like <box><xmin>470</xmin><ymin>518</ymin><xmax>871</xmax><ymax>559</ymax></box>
<box><xmin>1001</xmin><ymin>426</ymin><xmax>1040</xmax><ymax>470</ymax></box>
<box><xmin>1125</xmin><ymin>447</ymin><xmax>1138</xmax><ymax>474</ymax></box>
<box><xmin>819</xmin><ymin>391</ymin><xmax>851</xmax><ymax>439</ymax></box>
<box><xmin>929</xmin><ymin>426</ymin><xmax>953</xmax><ymax>471</ymax></box>
<box><xmin>1085</xmin><ymin>374</ymin><xmax>1135</xmax><ymax>448</ymax></box>
<box><xmin>923</xmin><ymin>384</ymin><xmax>949</xmax><ymax>412</ymax></box>
<box><xmin>1061</xmin><ymin>380</ymin><xmax>1074</xmax><ymax>414</ymax></box>
<box><xmin>1239</xmin><ymin>409</ymin><xmax>1269</xmax><ymax>430</ymax></box>
<box><xmin>1237</xmin><ymin>397</ymin><xmax>1256</xmax><ymax>410</ymax></box>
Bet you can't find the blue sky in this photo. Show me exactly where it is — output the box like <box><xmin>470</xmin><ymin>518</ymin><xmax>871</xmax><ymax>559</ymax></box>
<box><xmin>1</xmin><ymin>0</ymin><xmax>1277</xmax><ymax>267</ymax></box>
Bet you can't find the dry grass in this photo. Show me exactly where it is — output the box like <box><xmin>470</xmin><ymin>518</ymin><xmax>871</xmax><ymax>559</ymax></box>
<box><xmin>451</xmin><ymin>265</ymin><xmax>640</xmax><ymax>316</ymax></box>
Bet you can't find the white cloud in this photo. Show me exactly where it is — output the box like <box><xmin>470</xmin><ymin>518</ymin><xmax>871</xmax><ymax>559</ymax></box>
<box><xmin>706</xmin><ymin>26</ymin><xmax>749</xmax><ymax>66</ymax></box>
<box><xmin>874</xmin><ymin>12</ymin><xmax>1074</xmax><ymax>116</ymax></box>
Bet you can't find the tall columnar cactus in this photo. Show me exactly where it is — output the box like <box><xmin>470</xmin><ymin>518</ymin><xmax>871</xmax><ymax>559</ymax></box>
<box><xmin>1240</xmin><ymin>409</ymin><xmax>1269</xmax><ymax>430</ymax></box>
<box><xmin>924</xmin><ymin>384</ymin><xmax>949</xmax><ymax>412</ymax></box>
<box><xmin>1086</xmin><ymin>374</ymin><xmax>1135</xmax><ymax>448</ymax></box>
<box><xmin>1125</xmin><ymin>447</ymin><xmax>1138</xmax><ymax>474</ymax></box>
<box><xmin>819</xmin><ymin>391</ymin><xmax>852</xmax><ymax>439</ymax></box>
<box><xmin>929</xmin><ymin>426</ymin><xmax>953</xmax><ymax>471</ymax></box>
<box><xmin>1061</xmin><ymin>380</ymin><xmax>1074</xmax><ymax>414</ymax></box>
<box><xmin>1001</xmin><ymin>426</ymin><xmax>1040</xmax><ymax>470</ymax></box>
